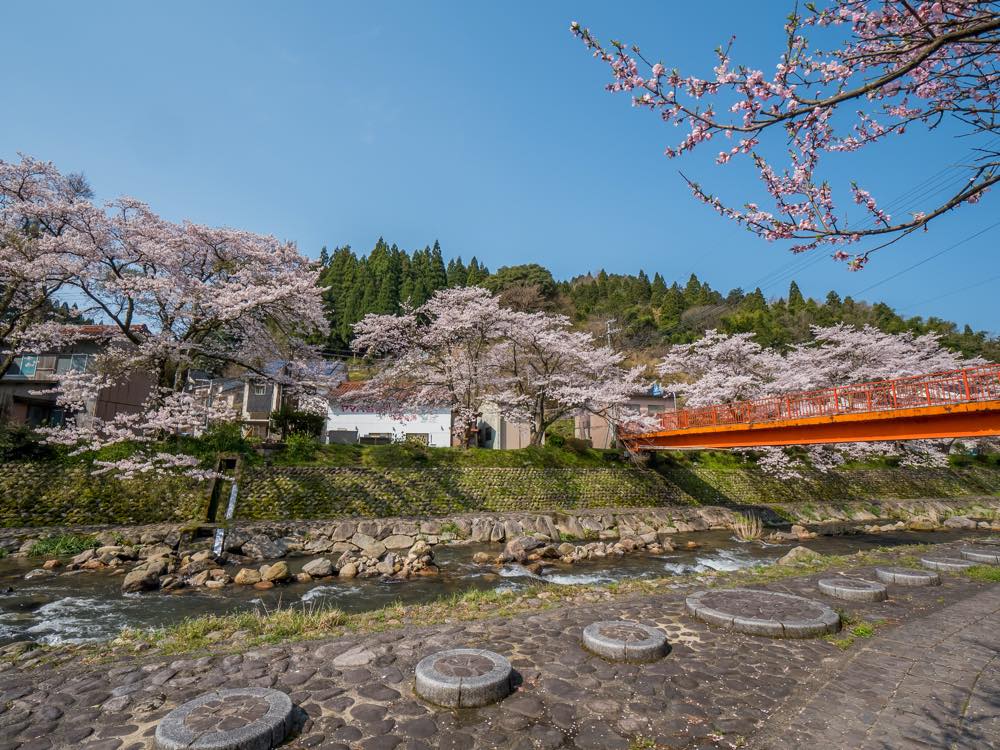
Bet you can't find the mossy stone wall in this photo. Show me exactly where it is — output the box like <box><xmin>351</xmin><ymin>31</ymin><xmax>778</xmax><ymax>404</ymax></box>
<box><xmin>235</xmin><ymin>467</ymin><xmax>688</xmax><ymax>519</ymax></box>
<box><xmin>0</xmin><ymin>462</ymin><xmax>209</xmax><ymax>527</ymax></box>
<box><xmin>672</xmin><ymin>464</ymin><xmax>1000</xmax><ymax>506</ymax></box>
<box><xmin>2</xmin><ymin>460</ymin><xmax>999</xmax><ymax>527</ymax></box>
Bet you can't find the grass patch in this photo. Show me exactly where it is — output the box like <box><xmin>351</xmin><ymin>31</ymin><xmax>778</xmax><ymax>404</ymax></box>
<box><xmin>964</xmin><ymin>565</ymin><xmax>1000</xmax><ymax>583</ymax></box>
<box><xmin>825</xmin><ymin>610</ymin><xmax>883</xmax><ymax>649</ymax></box>
<box><xmin>28</xmin><ymin>534</ymin><xmax>97</xmax><ymax>558</ymax></box>
<box><xmin>438</xmin><ymin>521</ymin><xmax>463</xmax><ymax>536</ymax></box>
<box><xmin>117</xmin><ymin>603</ymin><xmax>347</xmax><ymax>654</ymax></box>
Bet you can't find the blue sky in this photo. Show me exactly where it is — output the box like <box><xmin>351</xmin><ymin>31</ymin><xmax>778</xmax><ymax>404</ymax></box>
<box><xmin>2</xmin><ymin>1</ymin><xmax>995</xmax><ymax>332</ymax></box>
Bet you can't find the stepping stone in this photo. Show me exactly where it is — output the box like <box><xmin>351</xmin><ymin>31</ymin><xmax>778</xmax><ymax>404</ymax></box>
<box><xmin>414</xmin><ymin>648</ymin><xmax>512</xmax><ymax>708</ymax></box>
<box><xmin>154</xmin><ymin>687</ymin><xmax>293</xmax><ymax>750</ymax></box>
<box><xmin>875</xmin><ymin>567</ymin><xmax>941</xmax><ymax>586</ymax></box>
<box><xmin>685</xmin><ymin>588</ymin><xmax>840</xmax><ymax>638</ymax></box>
<box><xmin>581</xmin><ymin>620</ymin><xmax>668</xmax><ymax>662</ymax></box>
<box><xmin>961</xmin><ymin>547</ymin><xmax>1000</xmax><ymax>565</ymax></box>
<box><xmin>920</xmin><ymin>555</ymin><xmax>975</xmax><ymax>572</ymax></box>
<box><xmin>817</xmin><ymin>578</ymin><xmax>888</xmax><ymax>602</ymax></box>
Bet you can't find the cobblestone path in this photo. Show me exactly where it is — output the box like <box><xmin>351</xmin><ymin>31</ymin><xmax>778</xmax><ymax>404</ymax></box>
<box><xmin>750</xmin><ymin>585</ymin><xmax>1000</xmax><ymax>749</ymax></box>
<box><xmin>0</xmin><ymin>551</ymin><xmax>997</xmax><ymax>749</ymax></box>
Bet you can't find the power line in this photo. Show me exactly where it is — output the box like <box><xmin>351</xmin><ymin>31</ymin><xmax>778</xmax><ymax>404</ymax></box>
<box><xmin>853</xmin><ymin>219</ymin><xmax>1000</xmax><ymax>298</ymax></box>
<box><xmin>898</xmin><ymin>270</ymin><xmax>1000</xmax><ymax>313</ymax></box>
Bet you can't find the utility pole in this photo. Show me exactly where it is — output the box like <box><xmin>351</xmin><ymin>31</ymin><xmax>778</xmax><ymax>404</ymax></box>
<box><xmin>604</xmin><ymin>318</ymin><xmax>619</xmax><ymax>348</ymax></box>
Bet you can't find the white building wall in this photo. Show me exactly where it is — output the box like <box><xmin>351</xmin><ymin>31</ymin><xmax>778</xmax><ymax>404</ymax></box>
<box><xmin>325</xmin><ymin>405</ymin><xmax>453</xmax><ymax>447</ymax></box>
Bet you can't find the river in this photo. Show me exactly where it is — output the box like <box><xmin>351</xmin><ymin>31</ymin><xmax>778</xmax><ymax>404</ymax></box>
<box><xmin>0</xmin><ymin>528</ymin><xmax>991</xmax><ymax>646</ymax></box>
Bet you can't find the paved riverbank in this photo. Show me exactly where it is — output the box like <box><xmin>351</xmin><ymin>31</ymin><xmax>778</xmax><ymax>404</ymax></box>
<box><xmin>0</xmin><ymin>543</ymin><xmax>996</xmax><ymax>749</ymax></box>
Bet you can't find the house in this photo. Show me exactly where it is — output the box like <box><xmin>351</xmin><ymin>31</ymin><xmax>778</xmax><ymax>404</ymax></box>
<box><xmin>575</xmin><ymin>384</ymin><xmax>676</xmax><ymax>449</ymax></box>
<box><xmin>0</xmin><ymin>325</ymin><xmax>153</xmax><ymax>427</ymax></box>
<box><xmin>477</xmin><ymin>402</ymin><xmax>532</xmax><ymax>449</ymax></box>
<box><xmin>187</xmin><ymin>360</ymin><xmax>345</xmax><ymax>440</ymax></box>
<box><xmin>325</xmin><ymin>381</ymin><xmax>453</xmax><ymax>447</ymax></box>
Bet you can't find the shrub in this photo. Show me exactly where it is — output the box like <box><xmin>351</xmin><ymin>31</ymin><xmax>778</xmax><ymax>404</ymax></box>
<box><xmin>270</xmin><ymin>407</ymin><xmax>325</xmax><ymax>439</ymax></box>
<box><xmin>283</xmin><ymin>432</ymin><xmax>319</xmax><ymax>463</ymax></box>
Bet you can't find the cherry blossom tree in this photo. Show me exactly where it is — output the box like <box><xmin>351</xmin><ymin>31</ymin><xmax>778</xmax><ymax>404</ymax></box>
<box><xmin>0</xmin><ymin>156</ymin><xmax>92</xmax><ymax>378</ymax></box>
<box><xmin>494</xmin><ymin>310</ymin><xmax>646</xmax><ymax>445</ymax></box>
<box><xmin>350</xmin><ymin>287</ymin><xmax>646</xmax><ymax>446</ymax></box>
<box><xmin>1</xmin><ymin>155</ymin><xmax>332</xmax><ymax>475</ymax></box>
<box><xmin>655</xmin><ymin>324</ymin><xmax>984</xmax><ymax>475</ymax></box>
<box><xmin>572</xmin><ymin>2</ymin><xmax>1000</xmax><ymax>267</ymax></box>
<box><xmin>351</xmin><ymin>287</ymin><xmax>516</xmax><ymax>445</ymax></box>
<box><xmin>657</xmin><ymin>330</ymin><xmax>784</xmax><ymax>406</ymax></box>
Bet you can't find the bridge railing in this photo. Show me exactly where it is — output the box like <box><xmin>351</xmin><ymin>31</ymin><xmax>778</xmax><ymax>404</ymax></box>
<box><xmin>637</xmin><ymin>364</ymin><xmax>1000</xmax><ymax>435</ymax></box>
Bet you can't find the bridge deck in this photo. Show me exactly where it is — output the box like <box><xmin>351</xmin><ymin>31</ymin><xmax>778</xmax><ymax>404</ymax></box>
<box><xmin>623</xmin><ymin>365</ymin><xmax>1000</xmax><ymax>450</ymax></box>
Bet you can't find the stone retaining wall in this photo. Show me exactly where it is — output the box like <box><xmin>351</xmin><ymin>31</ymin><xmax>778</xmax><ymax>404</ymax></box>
<box><xmin>0</xmin><ymin>462</ymin><xmax>209</xmax><ymax>528</ymax></box>
<box><xmin>2</xmin><ymin>459</ymin><xmax>999</xmax><ymax>528</ymax></box>
<box><xmin>235</xmin><ymin>467</ymin><xmax>690</xmax><ymax>519</ymax></box>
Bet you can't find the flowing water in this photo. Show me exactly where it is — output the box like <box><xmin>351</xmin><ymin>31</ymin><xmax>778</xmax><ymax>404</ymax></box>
<box><xmin>0</xmin><ymin>528</ymin><xmax>991</xmax><ymax>646</ymax></box>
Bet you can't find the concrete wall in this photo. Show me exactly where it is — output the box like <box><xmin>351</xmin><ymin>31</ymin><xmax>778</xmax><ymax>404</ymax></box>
<box><xmin>326</xmin><ymin>406</ymin><xmax>453</xmax><ymax>447</ymax></box>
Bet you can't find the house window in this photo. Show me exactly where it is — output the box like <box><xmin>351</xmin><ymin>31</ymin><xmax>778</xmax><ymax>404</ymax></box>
<box><xmin>253</xmin><ymin>382</ymin><xmax>267</xmax><ymax>396</ymax></box>
<box><xmin>70</xmin><ymin>354</ymin><xmax>89</xmax><ymax>372</ymax></box>
<box><xmin>11</xmin><ymin>355</ymin><xmax>37</xmax><ymax>377</ymax></box>
<box><xmin>647</xmin><ymin>404</ymin><xmax>665</xmax><ymax>415</ymax></box>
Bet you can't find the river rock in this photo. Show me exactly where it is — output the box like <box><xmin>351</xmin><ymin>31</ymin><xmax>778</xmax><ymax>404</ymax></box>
<box><xmin>362</xmin><ymin>541</ymin><xmax>387</xmax><ymax>560</ymax></box>
<box><xmin>778</xmin><ymin>546</ymin><xmax>821</xmax><ymax>566</ymax></box>
<box><xmin>122</xmin><ymin>565</ymin><xmax>160</xmax><ymax>592</ymax></box>
<box><xmin>188</xmin><ymin>570</ymin><xmax>211</xmax><ymax>587</ymax></box>
<box><xmin>408</xmin><ymin>540</ymin><xmax>431</xmax><ymax>558</ymax></box>
<box><xmin>907</xmin><ymin>518</ymin><xmax>939</xmax><ymax>531</ymax></box>
<box><xmin>302</xmin><ymin>558</ymin><xmax>334</xmax><ymax>578</ymax></box>
<box><xmin>71</xmin><ymin>548</ymin><xmax>96</xmax><ymax>566</ymax></box>
<box><xmin>24</xmin><ymin>568</ymin><xmax>52</xmax><ymax>580</ymax></box>
<box><xmin>262</xmin><ymin>561</ymin><xmax>290</xmax><ymax>582</ymax></box>
<box><xmin>42</xmin><ymin>559</ymin><xmax>61</xmax><ymax>570</ymax></box>
<box><xmin>330</xmin><ymin>522</ymin><xmax>356</xmax><ymax>541</ymax></box>
<box><xmin>943</xmin><ymin>515</ymin><xmax>977</xmax><ymax>529</ymax></box>
<box><xmin>243</xmin><ymin>535</ymin><xmax>289</xmax><ymax>559</ymax></box>
<box><xmin>339</xmin><ymin>562</ymin><xmax>358</xmax><ymax>578</ymax></box>
<box><xmin>502</xmin><ymin>536</ymin><xmax>545</xmax><ymax>563</ymax></box>
<box><xmin>253</xmin><ymin>580</ymin><xmax>274</xmax><ymax>590</ymax></box>
<box><xmin>473</xmin><ymin>551</ymin><xmax>493</xmax><ymax>564</ymax></box>
<box><xmin>557</xmin><ymin>542</ymin><xmax>576</xmax><ymax>556</ymax></box>
<box><xmin>234</xmin><ymin>568</ymin><xmax>262</xmax><ymax>585</ymax></box>
<box><xmin>384</xmin><ymin>534</ymin><xmax>414</xmax><ymax>550</ymax></box>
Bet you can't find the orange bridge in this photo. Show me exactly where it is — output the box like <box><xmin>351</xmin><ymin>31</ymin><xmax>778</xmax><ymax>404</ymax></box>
<box><xmin>622</xmin><ymin>365</ymin><xmax>1000</xmax><ymax>450</ymax></box>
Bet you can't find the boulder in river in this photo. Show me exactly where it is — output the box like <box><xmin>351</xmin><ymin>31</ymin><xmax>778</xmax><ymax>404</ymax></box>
<box><xmin>301</xmin><ymin>558</ymin><xmax>334</xmax><ymax>578</ymax></box>
<box><xmin>122</xmin><ymin>565</ymin><xmax>161</xmax><ymax>593</ymax></box>
<box><xmin>502</xmin><ymin>536</ymin><xmax>544</xmax><ymax>563</ymax></box>
<box><xmin>234</xmin><ymin>568</ymin><xmax>261</xmax><ymax>585</ymax></box>
<box><xmin>261</xmin><ymin>561</ymin><xmax>290</xmax><ymax>582</ymax></box>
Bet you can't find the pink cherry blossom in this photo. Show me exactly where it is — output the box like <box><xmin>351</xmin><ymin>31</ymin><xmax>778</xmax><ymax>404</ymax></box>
<box><xmin>572</xmin><ymin>3</ymin><xmax>1000</xmax><ymax>267</ymax></box>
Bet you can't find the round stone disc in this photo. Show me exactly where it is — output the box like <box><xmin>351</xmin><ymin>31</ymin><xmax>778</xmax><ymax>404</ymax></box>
<box><xmin>920</xmin><ymin>556</ymin><xmax>975</xmax><ymax>572</ymax></box>
<box><xmin>875</xmin><ymin>567</ymin><xmax>941</xmax><ymax>586</ymax></box>
<box><xmin>817</xmin><ymin>578</ymin><xmax>888</xmax><ymax>602</ymax></box>
<box><xmin>414</xmin><ymin>648</ymin><xmax>512</xmax><ymax>708</ymax></box>
<box><xmin>685</xmin><ymin>588</ymin><xmax>840</xmax><ymax>638</ymax></box>
<box><xmin>154</xmin><ymin>687</ymin><xmax>293</xmax><ymax>750</ymax></box>
<box><xmin>582</xmin><ymin>620</ymin><xmax>668</xmax><ymax>662</ymax></box>
<box><xmin>960</xmin><ymin>547</ymin><xmax>1000</xmax><ymax>565</ymax></box>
